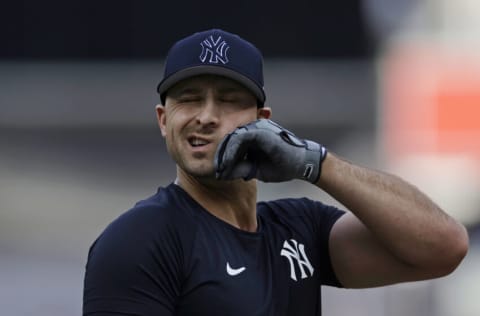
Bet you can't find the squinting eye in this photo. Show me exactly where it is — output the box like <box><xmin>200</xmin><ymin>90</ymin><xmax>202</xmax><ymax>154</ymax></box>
<box><xmin>220</xmin><ymin>97</ymin><xmax>254</xmax><ymax>109</ymax></box>
<box><xmin>219</xmin><ymin>96</ymin><xmax>241</xmax><ymax>103</ymax></box>
<box><xmin>178</xmin><ymin>96</ymin><xmax>201</xmax><ymax>103</ymax></box>
<box><xmin>220</xmin><ymin>99</ymin><xmax>237</xmax><ymax>103</ymax></box>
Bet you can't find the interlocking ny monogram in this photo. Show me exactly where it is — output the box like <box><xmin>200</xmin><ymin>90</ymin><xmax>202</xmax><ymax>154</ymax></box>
<box><xmin>199</xmin><ymin>35</ymin><xmax>229</xmax><ymax>64</ymax></box>
<box><xmin>280</xmin><ymin>239</ymin><xmax>314</xmax><ymax>281</ymax></box>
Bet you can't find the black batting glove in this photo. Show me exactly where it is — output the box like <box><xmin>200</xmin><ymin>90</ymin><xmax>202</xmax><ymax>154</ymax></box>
<box><xmin>214</xmin><ymin>119</ymin><xmax>327</xmax><ymax>183</ymax></box>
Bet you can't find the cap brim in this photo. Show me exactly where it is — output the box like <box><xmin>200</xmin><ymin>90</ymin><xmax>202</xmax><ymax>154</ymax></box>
<box><xmin>157</xmin><ymin>65</ymin><xmax>265</xmax><ymax>105</ymax></box>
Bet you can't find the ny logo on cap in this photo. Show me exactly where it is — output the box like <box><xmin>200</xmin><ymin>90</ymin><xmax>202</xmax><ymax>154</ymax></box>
<box><xmin>199</xmin><ymin>35</ymin><xmax>229</xmax><ymax>64</ymax></box>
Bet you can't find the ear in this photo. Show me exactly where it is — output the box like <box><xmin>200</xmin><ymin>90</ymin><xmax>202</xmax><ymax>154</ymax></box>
<box><xmin>257</xmin><ymin>106</ymin><xmax>272</xmax><ymax>119</ymax></box>
<box><xmin>155</xmin><ymin>104</ymin><xmax>167</xmax><ymax>137</ymax></box>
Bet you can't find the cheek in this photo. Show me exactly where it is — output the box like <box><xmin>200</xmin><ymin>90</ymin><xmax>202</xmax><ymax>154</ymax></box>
<box><xmin>165</xmin><ymin>124</ymin><xmax>177</xmax><ymax>145</ymax></box>
<box><xmin>167</xmin><ymin>108</ymin><xmax>195</xmax><ymax>131</ymax></box>
<box><xmin>164</xmin><ymin>116</ymin><xmax>187</xmax><ymax>152</ymax></box>
<box><xmin>228</xmin><ymin>110</ymin><xmax>258</xmax><ymax>128</ymax></box>
<box><xmin>162</xmin><ymin>111</ymin><xmax>183</xmax><ymax>138</ymax></box>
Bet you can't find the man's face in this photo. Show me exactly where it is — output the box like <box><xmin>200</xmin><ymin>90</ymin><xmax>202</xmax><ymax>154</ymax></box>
<box><xmin>156</xmin><ymin>75</ymin><xmax>271</xmax><ymax>179</ymax></box>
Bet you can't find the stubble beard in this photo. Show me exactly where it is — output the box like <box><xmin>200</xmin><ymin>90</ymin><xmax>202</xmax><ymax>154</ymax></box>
<box><xmin>168</xmin><ymin>141</ymin><xmax>217</xmax><ymax>179</ymax></box>
<box><xmin>179</xmin><ymin>158</ymin><xmax>216</xmax><ymax>179</ymax></box>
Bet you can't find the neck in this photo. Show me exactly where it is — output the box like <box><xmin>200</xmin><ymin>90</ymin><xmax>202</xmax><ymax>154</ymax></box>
<box><xmin>176</xmin><ymin>168</ymin><xmax>258</xmax><ymax>232</ymax></box>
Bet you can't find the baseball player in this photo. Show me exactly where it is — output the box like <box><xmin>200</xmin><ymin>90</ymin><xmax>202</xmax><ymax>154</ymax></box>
<box><xmin>82</xmin><ymin>29</ymin><xmax>468</xmax><ymax>316</ymax></box>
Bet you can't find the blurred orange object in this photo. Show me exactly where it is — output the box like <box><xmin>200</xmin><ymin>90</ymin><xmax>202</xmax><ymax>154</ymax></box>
<box><xmin>381</xmin><ymin>43</ymin><xmax>480</xmax><ymax>162</ymax></box>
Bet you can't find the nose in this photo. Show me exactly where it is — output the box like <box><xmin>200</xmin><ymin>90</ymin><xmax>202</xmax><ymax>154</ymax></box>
<box><xmin>195</xmin><ymin>95</ymin><xmax>220</xmax><ymax>127</ymax></box>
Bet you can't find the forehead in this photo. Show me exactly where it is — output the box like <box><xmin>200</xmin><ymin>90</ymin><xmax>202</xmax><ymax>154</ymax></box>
<box><xmin>168</xmin><ymin>75</ymin><xmax>253</xmax><ymax>95</ymax></box>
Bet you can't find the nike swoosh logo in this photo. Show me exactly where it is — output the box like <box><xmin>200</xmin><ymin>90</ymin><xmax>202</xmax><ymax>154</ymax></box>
<box><xmin>226</xmin><ymin>262</ymin><xmax>246</xmax><ymax>276</ymax></box>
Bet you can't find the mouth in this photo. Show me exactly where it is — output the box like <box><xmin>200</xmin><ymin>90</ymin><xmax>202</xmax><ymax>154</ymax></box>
<box><xmin>188</xmin><ymin>136</ymin><xmax>212</xmax><ymax>148</ymax></box>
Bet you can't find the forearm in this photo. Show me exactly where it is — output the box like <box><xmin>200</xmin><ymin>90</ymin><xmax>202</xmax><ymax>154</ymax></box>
<box><xmin>317</xmin><ymin>152</ymin><xmax>469</xmax><ymax>271</ymax></box>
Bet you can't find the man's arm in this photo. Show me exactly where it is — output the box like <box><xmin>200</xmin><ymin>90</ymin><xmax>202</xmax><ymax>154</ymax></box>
<box><xmin>214</xmin><ymin>118</ymin><xmax>469</xmax><ymax>288</ymax></box>
<box><xmin>318</xmin><ymin>152</ymin><xmax>469</xmax><ymax>288</ymax></box>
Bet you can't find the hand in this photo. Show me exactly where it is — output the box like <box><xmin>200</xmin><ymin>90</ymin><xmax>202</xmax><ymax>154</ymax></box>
<box><xmin>214</xmin><ymin>119</ymin><xmax>327</xmax><ymax>183</ymax></box>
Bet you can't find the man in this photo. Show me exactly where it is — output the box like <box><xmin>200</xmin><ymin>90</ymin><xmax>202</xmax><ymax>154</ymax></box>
<box><xmin>82</xmin><ymin>29</ymin><xmax>469</xmax><ymax>315</ymax></box>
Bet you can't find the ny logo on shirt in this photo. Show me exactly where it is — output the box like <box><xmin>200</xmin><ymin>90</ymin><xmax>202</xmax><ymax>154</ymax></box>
<box><xmin>280</xmin><ymin>239</ymin><xmax>314</xmax><ymax>281</ymax></box>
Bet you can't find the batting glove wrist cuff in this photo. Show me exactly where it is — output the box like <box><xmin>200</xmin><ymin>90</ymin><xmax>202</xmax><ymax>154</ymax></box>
<box><xmin>303</xmin><ymin>140</ymin><xmax>327</xmax><ymax>183</ymax></box>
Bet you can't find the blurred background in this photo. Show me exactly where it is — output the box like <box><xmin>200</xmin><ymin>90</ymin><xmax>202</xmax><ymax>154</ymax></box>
<box><xmin>1</xmin><ymin>0</ymin><xmax>479</xmax><ymax>315</ymax></box>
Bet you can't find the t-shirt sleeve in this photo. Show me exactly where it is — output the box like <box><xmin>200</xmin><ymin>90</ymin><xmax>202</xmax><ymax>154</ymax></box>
<box><xmin>83</xmin><ymin>206</ymin><xmax>184</xmax><ymax>316</ymax></box>
<box><xmin>306</xmin><ymin>198</ymin><xmax>346</xmax><ymax>287</ymax></box>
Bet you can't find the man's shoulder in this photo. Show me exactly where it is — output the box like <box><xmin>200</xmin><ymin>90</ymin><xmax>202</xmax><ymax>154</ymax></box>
<box><xmin>134</xmin><ymin>183</ymin><xmax>181</xmax><ymax>209</ymax></box>
<box><xmin>120</xmin><ymin>184</ymin><xmax>182</xmax><ymax>221</ymax></box>
<box><xmin>258</xmin><ymin>197</ymin><xmax>346</xmax><ymax>229</ymax></box>
<box><xmin>88</xmin><ymin>184</ymin><xmax>197</xmax><ymax>257</ymax></box>
<box><xmin>98</xmin><ymin>184</ymin><xmax>196</xmax><ymax>241</ymax></box>
<box><xmin>258</xmin><ymin>197</ymin><xmax>331</xmax><ymax>216</ymax></box>
<box><xmin>84</xmin><ymin>184</ymin><xmax>195</xmax><ymax>306</ymax></box>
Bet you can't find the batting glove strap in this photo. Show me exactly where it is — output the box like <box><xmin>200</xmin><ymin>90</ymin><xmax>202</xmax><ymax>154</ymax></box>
<box><xmin>302</xmin><ymin>140</ymin><xmax>327</xmax><ymax>183</ymax></box>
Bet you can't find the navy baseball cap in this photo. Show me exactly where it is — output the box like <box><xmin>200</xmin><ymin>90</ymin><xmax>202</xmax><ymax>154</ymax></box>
<box><xmin>157</xmin><ymin>29</ymin><xmax>266</xmax><ymax>107</ymax></box>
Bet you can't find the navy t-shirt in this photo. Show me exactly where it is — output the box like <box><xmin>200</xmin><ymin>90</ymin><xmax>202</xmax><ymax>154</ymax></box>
<box><xmin>83</xmin><ymin>183</ymin><xmax>345</xmax><ymax>316</ymax></box>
